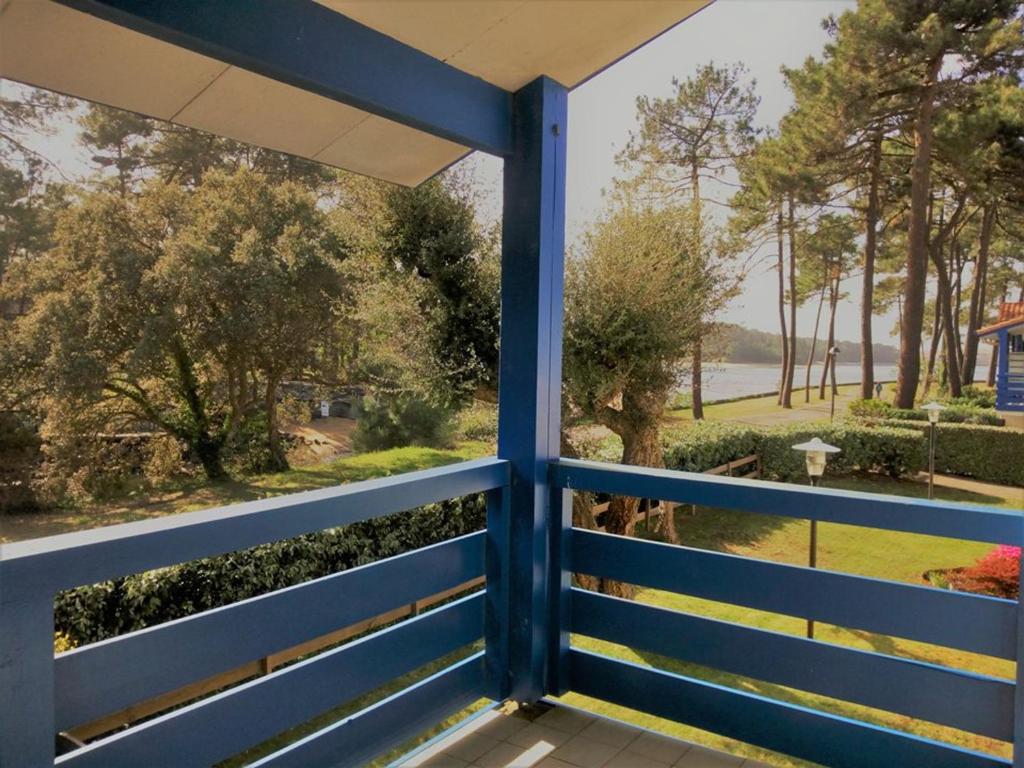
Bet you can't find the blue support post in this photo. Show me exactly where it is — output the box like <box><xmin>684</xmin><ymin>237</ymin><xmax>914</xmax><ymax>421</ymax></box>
<box><xmin>484</xmin><ymin>487</ymin><xmax>511</xmax><ymax>701</ymax></box>
<box><xmin>497</xmin><ymin>75</ymin><xmax>568</xmax><ymax>702</ymax></box>
<box><xmin>997</xmin><ymin>328</ymin><xmax>1009</xmax><ymax>411</ymax></box>
<box><xmin>0</xmin><ymin>584</ymin><xmax>54</xmax><ymax>767</ymax></box>
<box><xmin>548</xmin><ymin>486</ymin><xmax>573</xmax><ymax>695</ymax></box>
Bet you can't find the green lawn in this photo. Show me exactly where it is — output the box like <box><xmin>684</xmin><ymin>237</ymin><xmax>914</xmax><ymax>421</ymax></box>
<box><xmin>0</xmin><ymin>441</ymin><xmax>491</xmax><ymax>542</ymax></box>
<box><xmin>559</xmin><ymin>473</ymin><xmax>1020</xmax><ymax>765</ymax></box>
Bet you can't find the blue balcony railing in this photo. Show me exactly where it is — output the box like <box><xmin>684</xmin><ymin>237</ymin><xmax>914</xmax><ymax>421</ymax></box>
<box><xmin>2</xmin><ymin>456</ymin><xmax>1022</xmax><ymax>766</ymax></box>
<box><xmin>550</xmin><ymin>459</ymin><xmax>1024</xmax><ymax>768</ymax></box>
<box><xmin>0</xmin><ymin>457</ymin><xmax>510</xmax><ymax>767</ymax></box>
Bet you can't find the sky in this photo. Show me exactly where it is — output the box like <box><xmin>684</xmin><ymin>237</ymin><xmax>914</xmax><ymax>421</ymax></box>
<box><xmin>468</xmin><ymin>0</ymin><xmax>895</xmax><ymax>345</ymax></box>
<box><xmin>12</xmin><ymin>0</ymin><xmax>909</xmax><ymax>346</ymax></box>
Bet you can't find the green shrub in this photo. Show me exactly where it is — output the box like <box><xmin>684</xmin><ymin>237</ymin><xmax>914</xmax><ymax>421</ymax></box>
<box><xmin>354</xmin><ymin>392</ymin><xmax>455</xmax><ymax>451</ymax></box>
<box><xmin>54</xmin><ymin>494</ymin><xmax>485</xmax><ymax>646</ymax></box>
<box><xmin>949</xmin><ymin>386</ymin><xmax>997</xmax><ymax>409</ymax></box>
<box><xmin>870</xmin><ymin>420</ymin><xmax>1024</xmax><ymax>487</ymax></box>
<box><xmin>848</xmin><ymin>398</ymin><xmax>1003</xmax><ymax>426</ymax></box>
<box><xmin>224</xmin><ymin>412</ymin><xmax>278</xmax><ymax>475</ymax></box>
<box><xmin>663</xmin><ymin>421</ymin><xmax>762</xmax><ymax>472</ymax></box>
<box><xmin>757</xmin><ymin>423</ymin><xmax>926</xmax><ymax>481</ymax></box>
<box><xmin>0</xmin><ymin>412</ymin><xmax>42</xmax><ymax>513</ymax></box>
<box><xmin>663</xmin><ymin>421</ymin><xmax>926</xmax><ymax>482</ymax></box>
<box><xmin>455</xmin><ymin>403</ymin><xmax>498</xmax><ymax>443</ymax></box>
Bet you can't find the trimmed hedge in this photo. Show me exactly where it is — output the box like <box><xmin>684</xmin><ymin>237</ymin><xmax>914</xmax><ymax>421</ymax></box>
<box><xmin>848</xmin><ymin>398</ymin><xmax>1003</xmax><ymax>426</ymax></box>
<box><xmin>867</xmin><ymin>420</ymin><xmax>1024</xmax><ymax>487</ymax></box>
<box><xmin>664</xmin><ymin>418</ymin><xmax>1023</xmax><ymax>488</ymax></box>
<box><xmin>663</xmin><ymin>421</ymin><xmax>926</xmax><ymax>483</ymax></box>
<box><xmin>55</xmin><ymin>495</ymin><xmax>485</xmax><ymax>646</ymax></box>
<box><xmin>663</xmin><ymin>421</ymin><xmax>762</xmax><ymax>473</ymax></box>
<box><xmin>757</xmin><ymin>423</ymin><xmax>926</xmax><ymax>482</ymax></box>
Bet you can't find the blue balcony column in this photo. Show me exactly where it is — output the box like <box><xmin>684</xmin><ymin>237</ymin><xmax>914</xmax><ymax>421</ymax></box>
<box><xmin>497</xmin><ymin>75</ymin><xmax>569</xmax><ymax>703</ymax></box>
<box><xmin>0</xmin><ymin>583</ymin><xmax>54</xmax><ymax>767</ymax></box>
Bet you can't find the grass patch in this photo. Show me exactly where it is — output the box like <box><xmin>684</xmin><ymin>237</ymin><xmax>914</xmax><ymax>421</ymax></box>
<box><xmin>1</xmin><ymin>442</ymin><xmax>491</xmax><ymax>542</ymax></box>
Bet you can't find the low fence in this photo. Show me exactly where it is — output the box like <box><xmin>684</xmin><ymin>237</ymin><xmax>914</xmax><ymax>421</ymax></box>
<box><xmin>594</xmin><ymin>454</ymin><xmax>760</xmax><ymax>530</ymax></box>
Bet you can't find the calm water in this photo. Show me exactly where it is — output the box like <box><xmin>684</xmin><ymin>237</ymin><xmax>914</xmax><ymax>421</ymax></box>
<box><xmin>691</xmin><ymin>363</ymin><xmax>900</xmax><ymax>403</ymax></box>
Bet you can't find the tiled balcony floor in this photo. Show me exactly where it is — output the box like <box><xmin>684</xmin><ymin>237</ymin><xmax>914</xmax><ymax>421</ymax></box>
<box><xmin>398</xmin><ymin>702</ymin><xmax>773</xmax><ymax>768</ymax></box>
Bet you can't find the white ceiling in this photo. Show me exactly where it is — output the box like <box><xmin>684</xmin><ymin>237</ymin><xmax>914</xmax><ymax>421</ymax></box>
<box><xmin>0</xmin><ymin>0</ymin><xmax>709</xmax><ymax>186</ymax></box>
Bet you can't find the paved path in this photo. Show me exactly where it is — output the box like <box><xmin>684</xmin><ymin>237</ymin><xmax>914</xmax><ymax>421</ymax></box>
<box><xmin>915</xmin><ymin>472</ymin><xmax>1024</xmax><ymax>508</ymax></box>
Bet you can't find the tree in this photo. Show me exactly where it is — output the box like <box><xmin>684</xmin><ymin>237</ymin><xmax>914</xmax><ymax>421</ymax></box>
<box><xmin>78</xmin><ymin>104</ymin><xmax>335</xmax><ymax>194</ymax></box>
<box><xmin>10</xmin><ymin>169</ymin><xmax>346</xmax><ymax>480</ymax></box>
<box><xmin>796</xmin><ymin>214</ymin><xmax>858</xmax><ymax>401</ymax></box>
<box><xmin>564</xmin><ymin>198</ymin><xmax>708</xmax><ymax>575</ymax></box>
<box><xmin>378</xmin><ymin>177</ymin><xmax>499</xmax><ymax>406</ymax></box>
<box><xmin>618</xmin><ymin>62</ymin><xmax>758</xmax><ymax>419</ymax></box>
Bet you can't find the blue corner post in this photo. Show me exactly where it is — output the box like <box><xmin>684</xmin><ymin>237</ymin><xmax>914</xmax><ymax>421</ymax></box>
<box><xmin>0</xmin><ymin>571</ymin><xmax>54</xmax><ymax>768</ymax></box>
<box><xmin>497</xmin><ymin>75</ymin><xmax>568</xmax><ymax>703</ymax></box>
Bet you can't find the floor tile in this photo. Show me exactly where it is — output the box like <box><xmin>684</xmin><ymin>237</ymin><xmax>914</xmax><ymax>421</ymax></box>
<box><xmin>578</xmin><ymin>718</ymin><xmax>642</xmax><ymax>749</ymax></box>
<box><xmin>415</xmin><ymin>753</ymin><xmax>471</xmax><ymax>768</ymax></box>
<box><xmin>674</xmin><ymin>745</ymin><xmax>744</xmax><ymax>767</ymax></box>
<box><xmin>550</xmin><ymin>734</ymin><xmax>622</xmax><ymax>767</ymax></box>
<box><xmin>476</xmin><ymin>741</ymin><xmax>554</xmax><ymax>768</ymax></box>
<box><xmin>605</xmin><ymin>749</ymin><xmax>674</xmax><ymax>768</ymax></box>
<box><xmin>444</xmin><ymin>732</ymin><xmax>504</xmax><ymax>763</ymax></box>
<box><xmin>534</xmin><ymin>707</ymin><xmax>597</xmax><ymax>735</ymax></box>
<box><xmin>476</xmin><ymin>712</ymin><xmax>531</xmax><ymax>741</ymax></box>
<box><xmin>507</xmin><ymin>723</ymin><xmax>574</xmax><ymax>750</ymax></box>
<box><xmin>628</xmin><ymin>732</ymin><xmax>692</xmax><ymax>765</ymax></box>
<box><xmin>534</xmin><ymin>759</ymin><xmax>578</xmax><ymax>768</ymax></box>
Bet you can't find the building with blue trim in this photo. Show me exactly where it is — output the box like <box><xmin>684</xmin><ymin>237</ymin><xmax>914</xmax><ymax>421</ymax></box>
<box><xmin>979</xmin><ymin>302</ymin><xmax>1024</xmax><ymax>426</ymax></box>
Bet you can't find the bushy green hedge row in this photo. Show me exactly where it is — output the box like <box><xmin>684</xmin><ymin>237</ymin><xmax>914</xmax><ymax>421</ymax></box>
<box><xmin>664</xmin><ymin>418</ymin><xmax>1023</xmax><ymax>488</ymax></box>
<box><xmin>663</xmin><ymin>421</ymin><xmax>762</xmax><ymax>472</ymax></box>
<box><xmin>55</xmin><ymin>495</ymin><xmax>485</xmax><ymax>646</ymax></box>
<box><xmin>848</xmin><ymin>398</ymin><xmax>1003</xmax><ymax>426</ymax></box>
<box><xmin>867</xmin><ymin>420</ymin><xmax>1024</xmax><ymax>487</ymax></box>
<box><xmin>664</xmin><ymin>421</ymin><xmax>926</xmax><ymax>482</ymax></box>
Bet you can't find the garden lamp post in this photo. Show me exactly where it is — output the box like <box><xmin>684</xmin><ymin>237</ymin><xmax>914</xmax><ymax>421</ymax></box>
<box><xmin>792</xmin><ymin>437</ymin><xmax>841</xmax><ymax>638</ymax></box>
<box><xmin>922</xmin><ymin>402</ymin><xmax>945</xmax><ymax>500</ymax></box>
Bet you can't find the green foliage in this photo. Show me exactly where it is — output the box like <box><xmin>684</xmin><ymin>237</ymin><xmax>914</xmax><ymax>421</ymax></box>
<box><xmin>223</xmin><ymin>411</ymin><xmax>279</xmax><ymax>476</ymax></box>
<box><xmin>353</xmin><ymin>392</ymin><xmax>454</xmax><ymax>452</ymax></box>
<box><xmin>870</xmin><ymin>420</ymin><xmax>1024</xmax><ymax>487</ymax></box>
<box><xmin>377</xmin><ymin>178</ymin><xmax>499</xmax><ymax>406</ymax></box>
<box><xmin>0</xmin><ymin>412</ymin><xmax>41</xmax><ymax>512</ymax></box>
<box><xmin>848</xmin><ymin>398</ymin><xmax>1003</xmax><ymax>426</ymax></box>
<box><xmin>54</xmin><ymin>495</ymin><xmax>485</xmax><ymax>645</ymax></box>
<box><xmin>663</xmin><ymin>421</ymin><xmax>762</xmax><ymax>472</ymax></box>
<box><xmin>947</xmin><ymin>386</ymin><xmax>997</xmax><ymax>410</ymax></box>
<box><xmin>564</xmin><ymin>200</ymin><xmax>705</xmax><ymax>432</ymax></box>
<box><xmin>663</xmin><ymin>420</ymin><xmax>926</xmax><ymax>482</ymax></box>
<box><xmin>757</xmin><ymin>423</ymin><xmax>926</xmax><ymax>481</ymax></box>
<box><xmin>8</xmin><ymin>168</ymin><xmax>347</xmax><ymax>483</ymax></box>
<box><xmin>454</xmin><ymin>403</ymin><xmax>498</xmax><ymax>444</ymax></box>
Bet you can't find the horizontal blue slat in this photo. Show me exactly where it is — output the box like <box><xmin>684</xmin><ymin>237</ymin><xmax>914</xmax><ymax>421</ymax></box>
<box><xmin>570</xmin><ymin>650</ymin><xmax>1009</xmax><ymax>768</ymax></box>
<box><xmin>57</xmin><ymin>594</ymin><xmax>484</xmax><ymax>767</ymax></box>
<box><xmin>572</xmin><ymin>589</ymin><xmax>1014</xmax><ymax>741</ymax></box>
<box><xmin>1</xmin><ymin>457</ymin><xmax>507</xmax><ymax>592</ymax></box>
<box><xmin>56</xmin><ymin>531</ymin><xmax>485</xmax><ymax>731</ymax></box>
<box><xmin>250</xmin><ymin>651</ymin><xmax>487</xmax><ymax>768</ymax></box>
<box><xmin>551</xmin><ymin>459</ymin><xmax>1022</xmax><ymax>545</ymax></box>
<box><xmin>572</xmin><ymin>529</ymin><xmax>1016</xmax><ymax>659</ymax></box>
<box><xmin>56</xmin><ymin>0</ymin><xmax>513</xmax><ymax>156</ymax></box>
